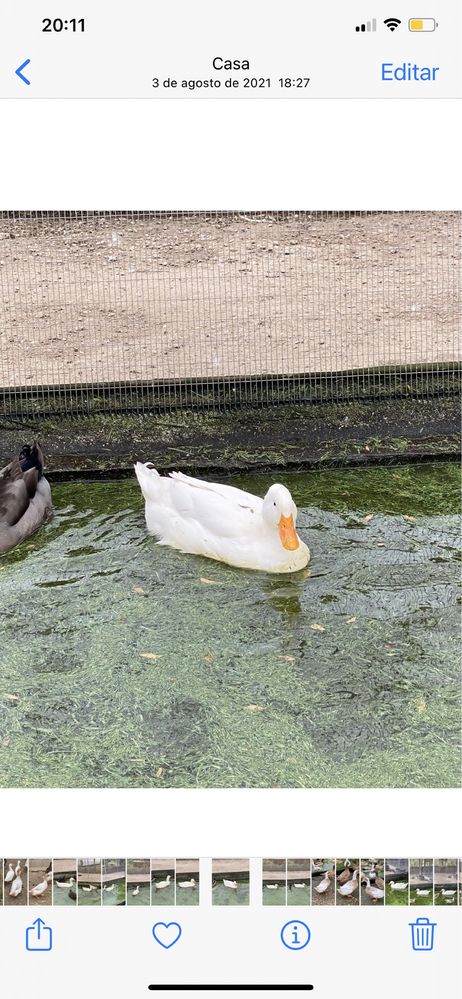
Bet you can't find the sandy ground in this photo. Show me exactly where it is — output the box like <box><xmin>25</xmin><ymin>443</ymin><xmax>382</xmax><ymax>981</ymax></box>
<box><xmin>0</xmin><ymin>212</ymin><xmax>459</xmax><ymax>389</ymax></box>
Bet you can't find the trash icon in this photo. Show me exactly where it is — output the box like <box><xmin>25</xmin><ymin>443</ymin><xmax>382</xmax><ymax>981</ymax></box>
<box><xmin>409</xmin><ymin>916</ymin><xmax>436</xmax><ymax>951</ymax></box>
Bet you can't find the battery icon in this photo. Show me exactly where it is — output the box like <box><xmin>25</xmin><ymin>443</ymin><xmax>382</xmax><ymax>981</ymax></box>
<box><xmin>408</xmin><ymin>18</ymin><xmax>438</xmax><ymax>31</ymax></box>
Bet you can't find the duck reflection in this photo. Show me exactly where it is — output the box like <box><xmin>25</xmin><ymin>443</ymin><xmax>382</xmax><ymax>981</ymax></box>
<box><xmin>260</xmin><ymin>567</ymin><xmax>310</xmax><ymax>617</ymax></box>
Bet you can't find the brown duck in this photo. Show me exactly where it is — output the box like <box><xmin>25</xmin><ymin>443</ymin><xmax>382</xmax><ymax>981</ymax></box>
<box><xmin>0</xmin><ymin>443</ymin><xmax>52</xmax><ymax>554</ymax></box>
<box><xmin>337</xmin><ymin>861</ymin><xmax>354</xmax><ymax>885</ymax></box>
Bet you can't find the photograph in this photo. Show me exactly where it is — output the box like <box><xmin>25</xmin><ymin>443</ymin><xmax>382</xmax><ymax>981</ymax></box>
<box><xmin>262</xmin><ymin>858</ymin><xmax>287</xmax><ymax>906</ymax></box>
<box><xmin>78</xmin><ymin>859</ymin><xmax>102</xmax><ymax>906</ymax></box>
<box><xmin>409</xmin><ymin>859</ymin><xmax>434</xmax><ymax>906</ymax></box>
<box><xmin>360</xmin><ymin>859</ymin><xmax>385</xmax><ymax>906</ymax></box>
<box><xmin>212</xmin><ymin>859</ymin><xmax>249</xmax><ymax>905</ymax></box>
<box><xmin>53</xmin><ymin>860</ymin><xmax>77</xmax><ymax>906</ymax></box>
<box><xmin>335</xmin><ymin>859</ymin><xmax>359</xmax><ymax>906</ymax></box>
<box><xmin>28</xmin><ymin>859</ymin><xmax>53</xmax><ymax>906</ymax></box>
<box><xmin>433</xmin><ymin>859</ymin><xmax>458</xmax><ymax>907</ymax></box>
<box><xmin>287</xmin><ymin>858</ymin><xmax>310</xmax><ymax>906</ymax></box>
<box><xmin>0</xmin><ymin>210</ymin><xmax>460</xmax><ymax>790</ymax></box>
<box><xmin>126</xmin><ymin>860</ymin><xmax>151</xmax><ymax>906</ymax></box>
<box><xmin>175</xmin><ymin>859</ymin><xmax>199</xmax><ymax>905</ymax></box>
<box><xmin>151</xmin><ymin>859</ymin><xmax>175</xmax><ymax>906</ymax></box>
<box><xmin>312</xmin><ymin>860</ymin><xmax>335</xmax><ymax>906</ymax></box>
<box><xmin>102</xmin><ymin>859</ymin><xmax>126</xmax><ymax>906</ymax></box>
<box><xmin>3</xmin><ymin>858</ymin><xmax>27</xmax><ymax>906</ymax></box>
<box><xmin>385</xmin><ymin>859</ymin><xmax>409</xmax><ymax>906</ymax></box>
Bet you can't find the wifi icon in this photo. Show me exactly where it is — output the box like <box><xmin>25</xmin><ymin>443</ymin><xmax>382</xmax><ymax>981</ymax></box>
<box><xmin>384</xmin><ymin>17</ymin><xmax>402</xmax><ymax>31</ymax></box>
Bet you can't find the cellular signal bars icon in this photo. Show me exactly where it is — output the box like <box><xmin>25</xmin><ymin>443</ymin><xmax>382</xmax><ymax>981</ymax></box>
<box><xmin>355</xmin><ymin>19</ymin><xmax>377</xmax><ymax>32</ymax></box>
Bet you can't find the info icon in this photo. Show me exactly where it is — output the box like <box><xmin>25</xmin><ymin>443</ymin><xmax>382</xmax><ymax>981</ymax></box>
<box><xmin>280</xmin><ymin>920</ymin><xmax>311</xmax><ymax>951</ymax></box>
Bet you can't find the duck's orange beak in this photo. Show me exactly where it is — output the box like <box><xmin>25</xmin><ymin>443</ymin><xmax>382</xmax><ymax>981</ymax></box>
<box><xmin>278</xmin><ymin>514</ymin><xmax>299</xmax><ymax>551</ymax></box>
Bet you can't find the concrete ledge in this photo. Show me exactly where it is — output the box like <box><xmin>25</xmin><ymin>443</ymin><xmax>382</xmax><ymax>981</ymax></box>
<box><xmin>1</xmin><ymin>396</ymin><xmax>460</xmax><ymax>481</ymax></box>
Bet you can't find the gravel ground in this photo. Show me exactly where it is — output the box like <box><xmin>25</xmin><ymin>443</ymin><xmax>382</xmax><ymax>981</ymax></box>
<box><xmin>0</xmin><ymin>211</ymin><xmax>459</xmax><ymax>389</ymax></box>
<box><xmin>28</xmin><ymin>859</ymin><xmax>53</xmax><ymax>906</ymax></box>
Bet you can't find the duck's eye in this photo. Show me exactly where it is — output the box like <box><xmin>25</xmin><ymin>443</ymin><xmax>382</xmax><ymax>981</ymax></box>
<box><xmin>273</xmin><ymin>502</ymin><xmax>276</xmax><ymax>507</ymax></box>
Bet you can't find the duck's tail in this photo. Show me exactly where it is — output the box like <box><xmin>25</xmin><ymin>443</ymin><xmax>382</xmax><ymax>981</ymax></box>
<box><xmin>134</xmin><ymin>461</ymin><xmax>160</xmax><ymax>502</ymax></box>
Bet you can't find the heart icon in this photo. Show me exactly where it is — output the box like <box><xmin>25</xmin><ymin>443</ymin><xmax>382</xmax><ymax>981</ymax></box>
<box><xmin>152</xmin><ymin>921</ymin><xmax>182</xmax><ymax>949</ymax></box>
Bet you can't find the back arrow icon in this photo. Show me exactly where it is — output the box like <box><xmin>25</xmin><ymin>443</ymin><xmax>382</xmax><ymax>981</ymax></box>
<box><xmin>15</xmin><ymin>59</ymin><xmax>31</xmax><ymax>85</ymax></box>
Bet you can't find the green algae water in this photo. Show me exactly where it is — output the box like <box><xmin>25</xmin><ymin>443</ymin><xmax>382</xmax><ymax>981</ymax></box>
<box><xmin>212</xmin><ymin>881</ymin><xmax>249</xmax><ymax>906</ymax></box>
<box><xmin>0</xmin><ymin>463</ymin><xmax>460</xmax><ymax>788</ymax></box>
<box><xmin>102</xmin><ymin>879</ymin><xmax>126</xmax><ymax>906</ymax></box>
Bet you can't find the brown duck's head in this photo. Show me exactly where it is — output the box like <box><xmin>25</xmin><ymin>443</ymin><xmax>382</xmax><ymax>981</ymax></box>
<box><xmin>19</xmin><ymin>442</ymin><xmax>44</xmax><ymax>478</ymax></box>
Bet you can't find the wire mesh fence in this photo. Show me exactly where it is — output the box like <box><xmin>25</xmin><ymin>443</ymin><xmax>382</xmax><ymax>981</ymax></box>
<box><xmin>0</xmin><ymin>210</ymin><xmax>460</xmax><ymax>417</ymax></box>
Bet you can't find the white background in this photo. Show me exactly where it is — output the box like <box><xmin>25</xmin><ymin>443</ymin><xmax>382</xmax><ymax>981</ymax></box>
<box><xmin>1</xmin><ymin>100</ymin><xmax>461</xmax><ymax>211</ymax></box>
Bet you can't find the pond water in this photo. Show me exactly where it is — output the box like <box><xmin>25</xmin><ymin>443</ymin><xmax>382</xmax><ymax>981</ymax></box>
<box><xmin>434</xmin><ymin>885</ymin><xmax>458</xmax><ymax>906</ymax></box>
<box><xmin>409</xmin><ymin>887</ymin><xmax>433</xmax><ymax>905</ymax></box>
<box><xmin>53</xmin><ymin>882</ymin><xmax>76</xmax><ymax>906</ymax></box>
<box><xmin>212</xmin><ymin>881</ymin><xmax>249</xmax><ymax>905</ymax></box>
<box><xmin>0</xmin><ymin>463</ymin><xmax>460</xmax><ymax>789</ymax></box>
<box><xmin>127</xmin><ymin>883</ymin><xmax>151</xmax><ymax>906</ymax></box>
<box><xmin>78</xmin><ymin>886</ymin><xmax>101</xmax><ymax>906</ymax></box>
<box><xmin>151</xmin><ymin>879</ymin><xmax>175</xmax><ymax>906</ymax></box>
<box><xmin>287</xmin><ymin>884</ymin><xmax>310</xmax><ymax>906</ymax></box>
<box><xmin>176</xmin><ymin>883</ymin><xmax>199</xmax><ymax>905</ymax></box>
<box><xmin>263</xmin><ymin>884</ymin><xmax>287</xmax><ymax>905</ymax></box>
<box><xmin>385</xmin><ymin>883</ymin><xmax>408</xmax><ymax>906</ymax></box>
<box><xmin>102</xmin><ymin>880</ymin><xmax>126</xmax><ymax>906</ymax></box>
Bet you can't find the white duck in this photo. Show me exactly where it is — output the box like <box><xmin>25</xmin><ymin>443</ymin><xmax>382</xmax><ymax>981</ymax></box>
<box><xmin>292</xmin><ymin>883</ymin><xmax>307</xmax><ymax>889</ymax></box>
<box><xmin>134</xmin><ymin>466</ymin><xmax>310</xmax><ymax>573</ymax></box>
<box><xmin>4</xmin><ymin>864</ymin><xmax>14</xmax><ymax>883</ymax></box>
<box><xmin>314</xmin><ymin>872</ymin><xmax>331</xmax><ymax>895</ymax></box>
<box><xmin>365</xmin><ymin>878</ymin><xmax>384</xmax><ymax>902</ymax></box>
<box><xmin>265</xmin><ymin>883</ymin><xmax>279</xmax><ymax>890</ymax></box>
<box><xmin>440</xmin><ymin>889</ymin><xmax>456</xmax><ymax>897</ymax></box>
<box><xmin>337</xmin><ymin>869</ymin><xmax>359</xmax><ymax>897</ymax></box>
<box><xmin>177</xmin><ymin>878</ymin><xmax>196</xmax><ymax>888</ymax></box>
<box><xmin>416</xmin><ymin>889</ymin><xmax>431</xmax><ymax>896</ymax></box>
<box><xmin>154</xmin><ymin>875</ymin><xmax>171</xmax><ymax>890</ymax></box>
<box><xmin>30</xmin><ymin>875</ymin><xmax>50</xmax><ymax>897</ymax></box>
<box><xmin>14</xmin><ymin>862</ymin><xmax>21</xmax><ymax>876</ymax></box>
<box><xmin>103</xmin><ymin>885</ymin><xmax>114</xmax><ymax>892</ymax></box>
<box><xmin>223</xmin><ymin>879</ymin><xmax>238</xmax><ymax>889</ymax></box>
<box><xmin>55</xmin><ymin>877</ymin><xmax>75</xmax><ymax>888</ymax></box>
<box><xmin>390</xmin><ymin>881</ymin><xmax>408</xmax><ymax>891</ymax></box>
<box><xmin>132</xmin><ymin>885</ymin><xmax>140</xmax><ymax>896</ymax></box>
<box><xmin>10</xmin><ymin>873</ymin><xmax>23</xmax><ymax>897</ymax></box>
